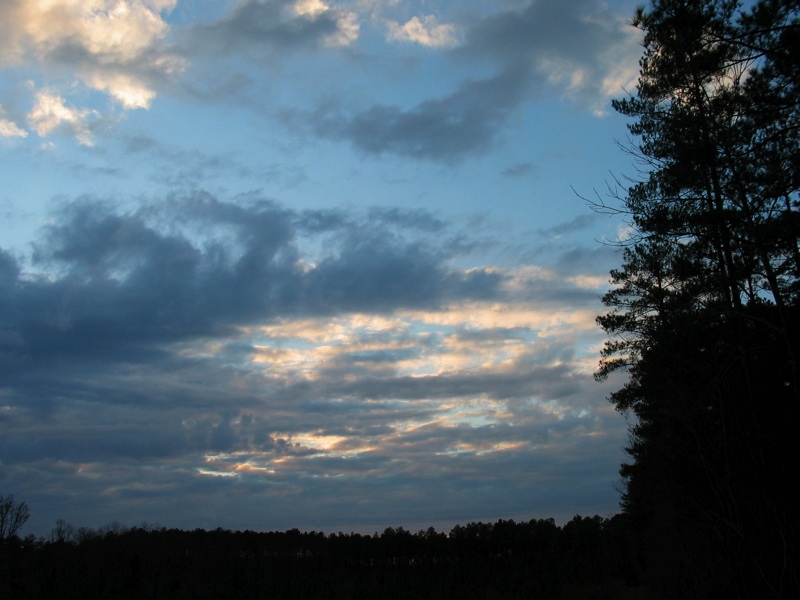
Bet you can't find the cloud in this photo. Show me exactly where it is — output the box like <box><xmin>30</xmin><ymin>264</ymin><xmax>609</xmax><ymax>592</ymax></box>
<box><xmin>386</xmin><ymin>15</ymin><xmax>460</xmax><ymax>48</ymax></box>
<box><xmin>0</xmin><ymin>193</ymin><xmax>502</xmax><ymax>368</ymax></box>
<box><xmin>0</xmin><ymin>192</ymin><xmax>624</xmax><ymax>533</ymax></box>
<box><xmin>27</xmin><ymin>90</ymin><xmax>97</xmax><ymax>146</ymax></box>
<box><xmin>292</xmin><ymin>0</ymin><xmax>359</xmax><ymax>46</ymax></box>
<box><xmin>0</xmin><ymin>0</ymin><xmax>640</xmax><ymax>156</ymax></box>
<box><xmin>292</xmin><ymin>0</ymin><xmax>640</xmax><ymax>161</ymax></box>
<box><xmin>186</xmin><ymin>0</ymin><xmax>359</xmax><ymax>59</ymax></box>
<box><xmin>0</xmin><ymin>112</ymin><xmax>26</xmax><ymax>138</ymax></box>
<box><xmin>502</xmin><ymin>162</ymin><xmax>536</xmax><ymax>178</ymax></box>
<box><xmin>299</xmin><ymin>65</ymin><xmax>531</xmax><ymax>160</ymax></box>
<box><xmin>458</xmin><ymin>0</ymin><xmax>640</xmax><ymax>112</ymax></box>
<box><xmin>0</xmin><ymin>0</ymin><xmax>183</xmax><ymax>111</ymax></box>
<box><xmin>536</xmin><ymin>214</ymin><xmax>599</xmax><ymax>240</ymax></box>
<box><xmin>117</xmin><ymin>132</ymin><xmax>297</xmax><ymax>189</ymax></box>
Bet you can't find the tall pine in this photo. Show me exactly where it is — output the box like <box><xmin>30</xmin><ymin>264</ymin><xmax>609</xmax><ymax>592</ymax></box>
<box><xmin>597</xmin><ymin>1</ymin><xmax>799</xmax><ymax>597</ymax></box>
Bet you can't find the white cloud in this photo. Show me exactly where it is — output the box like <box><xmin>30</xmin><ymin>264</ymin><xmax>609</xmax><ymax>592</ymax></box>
<box><xmin>325</xmin><ymin>9</ymin><xmax>360</xmax><ymax>47</ymax></box>
<box><xmin>80</xmin><ymin>0</ymin><xmax>175</xmax><ymax>62</ymax></box>
<box><xmin>291</xmin><ymin>0</ymin><xmax>330</xmax><ymax>18</ymax></box>
<box><xmin>452</xmin><ymin>0</ymin><xmax>642</xmax><ymax>116</ymax></box>
<box><xmin>284</xmin><ymin>0</ymin><xmax>360</xmax><ymax>47</ymax></box>
<box><xmin>243</xmin><ymin>293</ymin><xmax>600</xmax><ymax>385</ymax></box>
<box><xmin>1</xmin><ymin>0</ymin><xmax>184</xmax><ymax>111</ymax></box>
<box><xmin>83</xmin><ymin>70</ymin><xmax>157</xmax><ymax>110</ymax></box>
<box><xmin>27</xmin><ymin>90</ymin><xmax>97</xmax><ymax>146</ymax></box>
<box><xmin>386</xmin><ymin>15</ymin><xmax>459</xmax><ymax>48</ymax></box>
<box><xmin>0</xmin><ymin>111</ymin><xmax>27</xmax><ymax>137</ymax></box>
<box><xmin>599</xmin><ymin>55</ymin><xmax>639</xmax><ymax>100</ymax></box>
<box><xmin>615</xmin><ymin>222</ymin><xmax>634</xmax><ymax>243</ymax></box>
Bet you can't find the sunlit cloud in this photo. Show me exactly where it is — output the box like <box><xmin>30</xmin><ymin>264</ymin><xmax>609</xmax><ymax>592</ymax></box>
<box><xmin>85</xmin><ymin>71</ymin><xmax>158</xmax><ymax>110</ymax></box>
<box><xmin>1</xmin><ymin>0</ymin><xmax>183</xmax><ymax>114</ymax></box>
<box><xmin>199</xmin><ymin>0</ymin><xmax>360</xmax><ymax>55</ymax></box>
<box><xmin>399</xmin><ymin>303</ymin><xmax>597</xmax><ymax>336</ymax></box>
<box><xmin>386</xmin><ymin>15</ymin><xmax>460</xmax><ymax>48</ymax></box>
<box><xmin>0</xmin><ymin>116</ymin><xmax>27</xmax><ymax>138</ymax></box>
<box><xmin>27</xmin><ymin>90</ymin><xmax>97</xmax><ymax>146</ymax></box>
<box><xmin>291</xmin><ymin>0</ymin><xmax>360</xmax><ymax>45</ymax></box>
<box><xmin>238</xmin><ymin>292</ymin><xmax>603</xmax><ymax>397</ymax></box>
<box><xmin>314</xmin><ymin>2</ymin><xmax>360</xmax><ymax>47</ymax></box>
<box><xmin>565</xmin><ymin>274</ymin><xmax>608</xmax><ymax>289</ymax></box>
<box><xmin>291</xmin><ymin>0</ymin><xmax>330</xmax><ymax>18</ymax></box>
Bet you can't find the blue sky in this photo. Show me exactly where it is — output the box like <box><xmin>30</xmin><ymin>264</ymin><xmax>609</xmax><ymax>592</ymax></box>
<box><xmin>0</xmin><ymin>0</ymin><xmax>643</xmax><ymax>536</ymax></box>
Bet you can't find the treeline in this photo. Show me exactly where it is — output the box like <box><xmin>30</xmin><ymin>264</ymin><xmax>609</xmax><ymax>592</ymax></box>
<box><xmin>0</xmin><ymin>514</ymin><xmax>641</xmax><ymax>599</ymax></box>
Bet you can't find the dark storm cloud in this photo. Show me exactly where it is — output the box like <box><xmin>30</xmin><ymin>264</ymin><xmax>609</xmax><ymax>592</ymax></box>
<box><xmin>294</xmin><ymin>0</ymin><xmax>638</xmax><ymax>161</ymax></box>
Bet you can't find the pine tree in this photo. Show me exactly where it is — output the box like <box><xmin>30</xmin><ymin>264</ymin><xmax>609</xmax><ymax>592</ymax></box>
<box><xmin>597</xmin><ymin>1</ymin><xmax>799</xmax><ymax>596</ymax></box>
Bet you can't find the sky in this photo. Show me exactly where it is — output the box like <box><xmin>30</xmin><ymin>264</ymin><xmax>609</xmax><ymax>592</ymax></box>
<box><xmin>0</xmin><ymin>0</ymin><xmax>644</xmax><ymax>537</ymax></box>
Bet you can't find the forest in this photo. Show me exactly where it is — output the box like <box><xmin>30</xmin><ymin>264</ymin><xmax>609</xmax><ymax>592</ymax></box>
<box><xmin>0</xmin><ymin>515</ymin><xmax>641</xmax><ymax>599</ymax></box>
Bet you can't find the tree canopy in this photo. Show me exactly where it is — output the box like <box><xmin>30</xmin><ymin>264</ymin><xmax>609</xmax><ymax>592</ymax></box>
<box><xmin>597</xmin><ymin>0</ymin><xmax>799</xmax><ymax>597</ymax></box>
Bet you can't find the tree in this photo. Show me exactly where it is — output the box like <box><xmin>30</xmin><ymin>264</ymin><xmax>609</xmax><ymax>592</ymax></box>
<box><xmin>0</xmin><ymin>494</ymin><xmax>30</xmax><ymax>541</ymax></box>
<box><xmin>597</xmin><ymin>0</ymin><xmax>799</xmax><ymax>597</ymax></box>
<box><xmin>50</xmin><ymin>518</ymin><xmax>76</xmax><ymax>544</ymax></box>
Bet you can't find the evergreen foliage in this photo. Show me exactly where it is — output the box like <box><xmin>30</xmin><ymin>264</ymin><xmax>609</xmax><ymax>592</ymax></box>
<box><xmin>597</xmin><ymin>0</ymin><xmax>800</xmax><ymax>597</ymax></box>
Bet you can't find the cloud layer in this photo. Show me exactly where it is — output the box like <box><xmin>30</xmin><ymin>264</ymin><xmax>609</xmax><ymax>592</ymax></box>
<box><xmin>0</xmin><ymin>0</ymin><xmax>638</xmax><ymax>536</ymax></box>
<box><xmin>0</xmin><ymin>193</ymin><xmax>624</xmax><ymax>533</ymax></box>
<box><xmin>293</xmin><ymin>0</ymin><xmax>640</xmax><ymax>160</ymax></box>
<box><xmin>0</xmin><ymin>0</ymin><xmax>639</xmax><ymax>156</ymax></box>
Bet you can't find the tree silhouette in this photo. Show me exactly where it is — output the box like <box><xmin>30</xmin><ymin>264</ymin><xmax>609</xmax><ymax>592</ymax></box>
<box><xmin>0</xmin><ymin>517</ymin><xmax>636</xmax><ymax>599</ymax></box>
<box><xmin>0</xmin><ymin>494</ymin><xmax>30</xmax><ymax>541</ymax></box>
<box><xmin>597</xmin><ymin>0</ymin><xmax>799</xmax><ymax>597</ymax></box>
